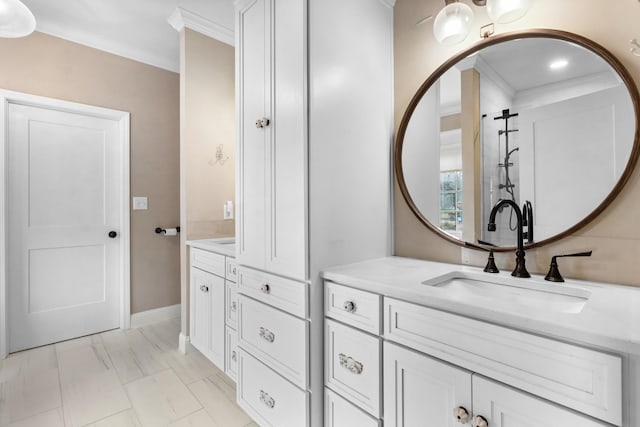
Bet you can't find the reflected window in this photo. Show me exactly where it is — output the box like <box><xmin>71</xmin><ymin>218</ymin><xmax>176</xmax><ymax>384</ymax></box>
<box><xmin>439</xmin><ymin>170</ymin><xmax>463</xmax><ymax>232</ymax></box>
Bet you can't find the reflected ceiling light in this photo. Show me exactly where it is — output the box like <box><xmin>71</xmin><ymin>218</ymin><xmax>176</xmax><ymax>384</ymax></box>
<box><xmin>0</xmin><ymin>0</ymin><xmax>35</xmax><ymax>38</ymax></box>
<box><xmin>549</xmin><ymin>59</ymin><xmax>569</xmax><ymax>70</ymax></box>
<box><xmin>485</xmin><ymin>0</ymin><xmax>530</xmax><ymax>24</ymax></box>
<box><xmin>433</xmin><ymin>0</ymin><xmax>474</xmax><ymax>45</ymax></box>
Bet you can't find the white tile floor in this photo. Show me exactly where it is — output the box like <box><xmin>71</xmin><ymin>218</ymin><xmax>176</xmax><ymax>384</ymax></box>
<box><xmin>0</xmin><ymin>318</ymin><xmax>257</xmax><ymax>427</ymax></box>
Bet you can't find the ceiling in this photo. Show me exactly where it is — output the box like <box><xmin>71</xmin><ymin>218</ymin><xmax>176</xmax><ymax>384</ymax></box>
<box><xmin>21</xmin><ymin>0</ymin><xmax>235</xmax><ymax>72</ymax></box>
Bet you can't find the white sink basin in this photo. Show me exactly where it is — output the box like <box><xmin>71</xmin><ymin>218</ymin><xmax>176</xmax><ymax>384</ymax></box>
<box><xmin>422</xmin><ymin>271</ymin><xmax>591</xmax><ymax>314</ymax></box>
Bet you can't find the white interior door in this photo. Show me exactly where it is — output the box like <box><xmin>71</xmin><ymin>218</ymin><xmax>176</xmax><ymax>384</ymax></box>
<box><xmin>7</xmin><ymin>99</ymin><xmax>127</xmax><ymax>353</ymax></box>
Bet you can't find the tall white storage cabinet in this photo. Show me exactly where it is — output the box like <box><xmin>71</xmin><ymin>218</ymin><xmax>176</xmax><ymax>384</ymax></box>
<box><xmin>235</xmin><ymin>0</ymin><xmax>395</xmax><ymax>426</ymax></box>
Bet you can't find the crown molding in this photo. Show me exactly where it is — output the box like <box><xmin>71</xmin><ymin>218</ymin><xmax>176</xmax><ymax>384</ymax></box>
<box><xmin>168</xmin><ymin>7</ymin><xmax>234</xmax><ymax>46</ymax></box>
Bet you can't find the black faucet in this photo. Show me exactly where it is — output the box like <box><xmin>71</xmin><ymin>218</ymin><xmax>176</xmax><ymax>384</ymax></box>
<box><xmin>488</xmin><ymin>199</ymin><xmax>530</xmax><ymax>278</ymax></box>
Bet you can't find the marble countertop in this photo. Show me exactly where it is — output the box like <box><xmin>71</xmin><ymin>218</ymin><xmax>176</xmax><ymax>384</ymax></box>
<box><xmin>186</xmin><ymin>237</ymin><xmax>235</xmax><ymax>257</ymax></box>
<box><xmin>322</xmin><ymin>256</ymin><xmax>640</xmax><ymax>355</ymax></box>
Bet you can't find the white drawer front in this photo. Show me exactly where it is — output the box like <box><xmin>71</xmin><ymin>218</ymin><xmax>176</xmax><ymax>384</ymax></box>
<box><xmin>325</xmin><ymin>319</ymin><xmax>381</xmax><ymax>417</ymax></box>
<box><xmin>238</xmin><ymin>295</ymin><xmax>308</xmax><ymax>389</ymax></box>
<box><xmin>225</xmin><ymin>326</ymin><xmax>238</xmax><ymax>382</ymax></box>
<box><xmin>226</xmin><ymin>284</ymin><xmax>238</xmax><ymax>329</ymax></box>
<box><xmin>238</xmin><ymin>266</ymin><xmax>308</xmax><ymax>318</ymax></box>
<box><xmin>226</xmin><ymin>258</ymin><xmax>238</xmax><ymax>283</ymax></box>
<box><xmin>325</xmin><ymin>388</ymin><xmax>380</xmax><ymax>427</ymax></box>
<box><xmin>325</xmin><ymin>281</ymin><xmax>380</xmax><ymax>334</ymax></box>
<box><xmin>191</xmin><ymin>247</ymin><xmax>225</xmax><ymax>277</ymax></box>
<box><xmin>384</xmin><ymin>297</ymin><xmax>622</xmax><ymax>426</ymax></box>
<box><xmin>237</xmin><ymin>350</ymin><xmax>308</xmax><ymax>427</ymax></box>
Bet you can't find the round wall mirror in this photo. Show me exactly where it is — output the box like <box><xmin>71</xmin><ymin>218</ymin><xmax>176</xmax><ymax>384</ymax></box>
<box><xmin>395</xmin><ymin>29</ymin><xmax>640</xmax><ymax>250</ymax></box>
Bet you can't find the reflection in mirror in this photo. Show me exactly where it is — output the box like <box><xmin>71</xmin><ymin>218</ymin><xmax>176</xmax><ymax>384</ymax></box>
<box><xmin>398</xmin><ymin>31</ymin><xmax>638</xmax><ymax>249</ymax></box>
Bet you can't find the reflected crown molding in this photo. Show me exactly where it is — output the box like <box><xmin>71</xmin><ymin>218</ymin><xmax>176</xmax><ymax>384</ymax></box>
<box><xmin>168</xmin><ymin>7</ymin><xmax>234</xmax><ymax>47</ymax></box>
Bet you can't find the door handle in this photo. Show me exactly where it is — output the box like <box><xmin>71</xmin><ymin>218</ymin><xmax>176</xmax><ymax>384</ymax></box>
<box><xmin>108</xmin><ymin>231</ymin><xmax>118</xmax><ymax>238</ymax></box>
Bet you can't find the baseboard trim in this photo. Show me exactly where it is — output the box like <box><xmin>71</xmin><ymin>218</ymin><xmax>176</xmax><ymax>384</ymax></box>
<box><xmin>179</xmin><ymin>332</ymin><xmax>190</xmax><ymax>354</ymax></box>
<box><xmin>130</xmin><ymin>304</ymin><xmax>181</xmax><ymax>328</ymax></box>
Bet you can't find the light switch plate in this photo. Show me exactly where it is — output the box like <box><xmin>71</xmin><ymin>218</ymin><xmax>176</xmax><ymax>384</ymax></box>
<box><xmin>133</xmin><ymin>196</ymin><xmax>148</xmax><ymax>210</ymax></box>
<box><xmin>224</xmin><ymin>200</ymin><xmax>233</xmax><ymax>220</ymax></box>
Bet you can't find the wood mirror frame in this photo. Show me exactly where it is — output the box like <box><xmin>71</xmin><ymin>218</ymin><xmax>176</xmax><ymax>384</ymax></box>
<box><xmin>395</xmin><ymin>29</ymin><xmax>640</xmax><ymax>252</ymax></box>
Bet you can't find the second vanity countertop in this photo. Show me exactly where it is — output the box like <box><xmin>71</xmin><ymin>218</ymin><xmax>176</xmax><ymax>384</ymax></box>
<box><xmin>187</xmin><ymin>237</ymin><xmax>235</xmax><ymax>257</ymax></box>
<box><xmin>321</xmin><ymin>256</ymin><xmax>640</xmax><ymax>355</ymax></box>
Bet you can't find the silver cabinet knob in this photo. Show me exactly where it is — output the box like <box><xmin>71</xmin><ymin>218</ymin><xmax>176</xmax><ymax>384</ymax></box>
<box><xmin>472</xmin><ymin>415</ymin><xmax>489</xmax><ymax>427</ymax></box>
<box><xmin>200</xmin><ymin>285</ymin><xmax>209</xmax><ymax>292</ymax></box>
<box><xmin>343</xmin><ymin>301</ymin><xmax>356</xmax><ymax>313</ymax></box>
<box><xmin>454</xmin><ymin>406</ymin><xmax>470</xmax><ymax>424</ymax></box>
<box><xmin>255</xmin><ymin>117</ymin><xmax>270</xmax><ymax>128</ymax></box>
<box><xmin>260</xmin><ymin>283</ymin><xmax>270</xmax><ymax>294</ymax></box>
<box><xmin>259</xmin><ymin>327</ymin><xmax>275</xmax><ymax>343</ymax></box>
<box><xmin>260</xmin><ymin>390</ymin><xmax>275</xmax><ymax>408</ymax></box>
<box><xmin>231</xmin><ymin>301</ymin><xmax>237</xmax><ymax>312</ymax></box>
<box><xmin>231</xmin><ymin>350</ymin><xmax>237</xmax><ymax>362</ymax></box>
<box><xmin>338</xmin><ymin>353</ymin><xmax>363</xmax><ymax>374</ymax></box>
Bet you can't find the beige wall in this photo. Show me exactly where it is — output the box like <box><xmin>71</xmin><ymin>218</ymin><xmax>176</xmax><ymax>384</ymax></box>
<box><xmin>182</xmin><ymin>29</ymin><xmax>235</xmax><ymax>241</ymax></box>
<box><xmin>178</xmin><ymin>29</ymin><xmax>235</xmax><ymax>336</ymax></box>
<box><xmin>395</xmin><ymin>0</ymin><xmax>640</xmax><ymax>286</ymax></box>
<box><xmin>0</xmin><ymin>31</ymin><xmax>181</xmax><ymax>313</ymax></box>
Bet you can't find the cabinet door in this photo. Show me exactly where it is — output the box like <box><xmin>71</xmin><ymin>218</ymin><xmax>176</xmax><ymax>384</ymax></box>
<box><xmin>384</xmin><ymin>342</ymin><xmax>472</xmax><ymax>427</ymax></box>
<box><xmin>266</xmin><ymin>0</ymin><xmax>306</xmax><ymax>280</ymax></box>
<box><xmin>472</xmin><ymin>376</ymin><xmax>609</xmax><ymax>427</ymax></box>
<box><xmin>236</xmin><ymin>0</ymin><xmax>307</xmax><ymax>281</ymax></box>
<box><xmin>190</xmin><ymin>267</ymin><xmax>210</xmax><ymax>356</ymax></box>
<box><xmin>190</xmin><ymin>268</ymin><xmax>225</xmax><ymax>369</ymax></box>
<box><xmin>236</xmin><ymin>0</ymin><xmax>268</xmax><ymax>271</ymax></box>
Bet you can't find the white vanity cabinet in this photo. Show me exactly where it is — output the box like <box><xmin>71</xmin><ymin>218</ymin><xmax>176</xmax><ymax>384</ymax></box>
<box><xmin>324</xmin><ymin>284</ymin><xmax>383</xmax><ymax>426</ymax></box>
<box><xmin>235</xmin><ymin>0</ymin><xmax>394</xmax><ymax>426</ymax></box>
<box><xmin>324</xmin><ymin>280</ymin><xmax>622</xmax><ymax>427</ymax></box>
<box><xmin>190</xmin><ymin>248</ymin><xmax>226</xmax><ymax>368</ymax></box>
<box><xmin>188</xmin><ymin>244</ymin><xmax>239</xmax><ymax>380</ymax></box>
<box><xmin>384</xmin><ymin>342</ymin><xmax>608</xmax><ymax>427</ymax></box>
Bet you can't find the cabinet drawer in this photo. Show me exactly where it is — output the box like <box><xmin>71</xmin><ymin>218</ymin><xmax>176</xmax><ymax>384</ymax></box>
<box><xmin>384</xmin><ymin>297</ymin><xmax>622</xmax><ymax>426</ymax></box>
<box><xmin>238</xmin><ymin>266</ymin><xmax>308</xmax><ymax>318</ymax></box>
<box><xmin>325</xmin><ymin>388</ymin><xmax>380</xmax><ymax>427</ymax></box>
<box><xmin>226</xmin><ymin>258</ymin><xmax>238</xmax><ymax>283</ymax></box>
<box><xmin>226</xmin><ymin>284</ymin><xmax>238</xmax><ymax>329</ymax></box>
<box><xmin>238</xmin><ymin>295</ymin><xmax>308</xmax><ymax>389</ymax></box>
<box><xmin>191</xmin><ymin>247</ymin><xmax>225</xmax><ymax>277</ymax></box>
<box><xmin>237</xmin><ymin>350</ymin><xmax>308</xmax><ymax>427</ymax></box>
<box><xmin>325</xmin><ymin>281</ymin><xmax>381</xmax><ymax>334</ymax></box>
<box><xmin>225</xmin><ymin>326</ymin><xmax>238</xmax><ymax>382</ymax></box>
<box><xmin>325</xmin><ymin>319</ymin><xmax>381</xmax><ymax>417</ymax></box>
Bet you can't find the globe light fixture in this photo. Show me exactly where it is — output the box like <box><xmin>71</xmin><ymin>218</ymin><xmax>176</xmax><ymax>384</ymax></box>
<box><xmin>0</xmin><ymin>0</ymin><xmax>36</xmax><ymax>38</ymax></box>
<box><xmin>433</xmin><ymin>1</ymin><xmax>474</xmax><ymax>45</ymax></box>
<box><xmin>486</xmin><ymin>0</ymin><xmax>530</xmax><ymax>24</ymax></box>
<box><xmin>433</xmin><ymin>0</ymin><xmax>531</xmax><ymax>45</ymax></box>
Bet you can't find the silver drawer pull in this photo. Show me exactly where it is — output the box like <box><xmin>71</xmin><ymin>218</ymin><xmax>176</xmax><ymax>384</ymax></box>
<box><xmin>260</xmin><ymin>283</ymin><xmax>270</xmax><ymax>294</ymax></box>
<box><xmin>231</xmin><ymin>350</ymin><xmax>237</xmax><ymax>362</ymax></box>
<box><xmin>338</xmin><ymin>353</ymin><xmax>363</xmax><ymax>374</ymax></box>
<box><xmin>343</xmin><ymin>300</ymin><xmax>356</xmax><ymax>313</ymax></box>
<box><xmin>260</xmin><ymin>390</ymin><xmax>275</xmax><ymax>408</ymax></box>
<box><xmin>200</xmin><ymin>285</ymin><xmax>209</xmax><ymax>292</ymax></box>
<box><xmin>259</xmin><ymin>327</ymin><xmax>275</xmax><ymax>343</ymax></box>
<box><xmin>231</xmin><ymin>301</ymin><xmax>237</xmax><ymax>311</ymax></box>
